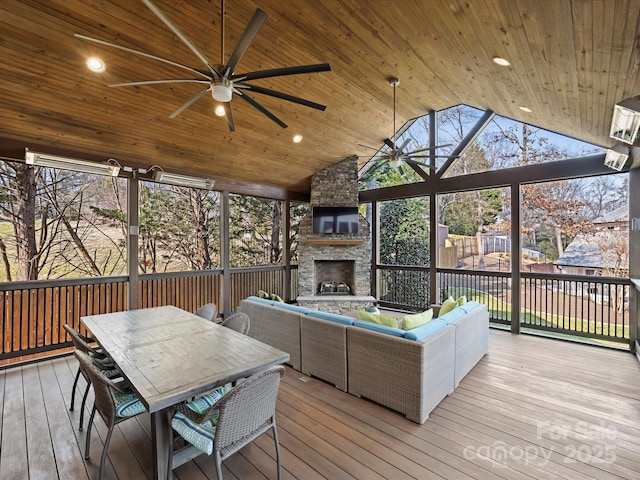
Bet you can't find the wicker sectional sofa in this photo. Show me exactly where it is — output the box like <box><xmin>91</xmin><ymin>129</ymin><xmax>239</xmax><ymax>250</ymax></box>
<box><xmin>238</xmin><ymin>296</ymin><xmax>489</xmax><ymax>424</ymax></box>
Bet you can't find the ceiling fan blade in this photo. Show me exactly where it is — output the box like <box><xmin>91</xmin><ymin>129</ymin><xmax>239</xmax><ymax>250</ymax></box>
<box><xmin>141</xmin><ymin>0</ymin><xmax>220</xmax><ymax>78</ymax></box>
<box><xmin>398</xmin><ymin>138</ymin><xmax>411</xmax><ymax>152</ymax></box>
<box><xmin>405</xmin><ymin>158</ymin><xmax>437</xmax><ymax>169</ymax></box>
<box><xmin>168</xmin><ymin>87</ymin><xmax>210</xmax><ymax>118</ymax></box>
<box><xmin>240</xmin><ymin>84</ymin><xmax>326</xmax><ymax>111</ymax></box>
<box><xmin>224</xmin><ymin>9</ymin><xmax>268</xmax><ymax>77</ymax></box>
<box><xmin>358</xmin><ymin>144</ymin><xmax>383</xmax><ymax>152</ymax></box>
<box><xmin>224</xmin><ymin>104</ymin><xmax>235</xmax><ymax>132</ymax></box>
<box><xmin>236</xmin><ymin>91</ymin><xmax>287</xmax><ymax>128</ymax></box>
<box><xmin>234</xmin><ymin>63</ymin><xmax>331</xmax><ymax>82</ymax></box>
<box><xmin>383</xmin><ymin>138</ymin><xmax>396</xmax><ymax>150</ymax></box>
<box><xmin>108</xmin><ymin>79</ymin><xmax>209</xmax><ymax>88</ymax></box>
<box><xmin>75</xmin><ymin>34</ymin><xmax>211</xmax><ymax>79</ymax></box>
<box><xmin>406</xmin><ymin>154</ymin><xmax>458</xmax><ymax>158</ymax></box>
<box><xmin>407</xmin><ymin>143</ymin><xmax>453</xmax><ymax>154</ymax></box>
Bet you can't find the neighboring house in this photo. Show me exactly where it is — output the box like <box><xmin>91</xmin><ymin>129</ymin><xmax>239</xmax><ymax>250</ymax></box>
<box><xmin>555</xmin><ymin>207</ymin><xmax>629</xmax><ymax>277</ymax></box>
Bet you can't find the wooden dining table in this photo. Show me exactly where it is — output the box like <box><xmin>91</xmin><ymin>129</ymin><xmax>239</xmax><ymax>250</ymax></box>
<box><xmin>81</xmin><ymin>305</ymin><xmax>290</xmax><ymax>480</ymax></box>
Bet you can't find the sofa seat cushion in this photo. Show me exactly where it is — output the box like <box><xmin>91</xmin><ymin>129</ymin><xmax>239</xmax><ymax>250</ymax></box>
<box><xmin>246</xmin><ymin>295</ymin><xmax>277</xmax><ymax>306</ymax></box>
<box><xmin>458</xmin><ymin>301</ymin><xmax>481</xmax><ymax>314</ymax></box>
<box><xmin>403</xmin><ymin>318</ymin><xmax>449</xmax><ymax>341</ymax></box>
<box><xmin>306</xmin><ymin>310</ymin><xmax>354</xmax><ymax>326</ymax></box>
<box><xmin>273</xmin><ymin>302</ymin><xmax>316</xmax><ymax>315</ymax></box>
<box><xmin>436</xmin><ymin>306</ymin><xmax>467</xmax><ymax>325</ymax></box>
<box><xmin>352</xmin><ymin>319</ymin><xmax>405</xmax><ymax>337</ymax></box>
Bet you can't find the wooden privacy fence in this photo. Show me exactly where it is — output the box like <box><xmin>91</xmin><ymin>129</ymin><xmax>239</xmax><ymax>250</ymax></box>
<box><xmin>138</xmin><ymin>270</ymin><xmax>223</xmax><ymax>314</ymax></box>
<box><xmin>0</xmin><ymin>276</ymin><xmax>128</xmax><ymax>363</ymax></box>
<box><xmin>229</xmin><ymin>266</ymin><xmax>285</xmax><ymax>310</ymax></box>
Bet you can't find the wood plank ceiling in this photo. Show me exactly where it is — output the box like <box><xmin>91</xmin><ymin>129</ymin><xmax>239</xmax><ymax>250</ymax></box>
<box><xmin>1</xmin><ymin>0</ymin><xmax>639</xmax><ymax>196</ymax></box>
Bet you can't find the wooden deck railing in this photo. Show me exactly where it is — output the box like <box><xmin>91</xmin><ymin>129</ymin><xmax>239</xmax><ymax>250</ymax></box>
<box><xmin>0</xmin><ymin>265</ymin><xmax>297</xmax><ymax>364</ymax></box>
<box><xmin>378</xmin><ymin>266</ymin><xmax>631</xmax><ymax>347</ymax></box>
<box><xmin>0</xmin><ymin>276</ymin><xmax>128</xmax><ymax>363</ymax></box>
<box><xmin>3</xmin><ymin>263</ymin><xmax>629</xmax><ymax>364</ymax></box>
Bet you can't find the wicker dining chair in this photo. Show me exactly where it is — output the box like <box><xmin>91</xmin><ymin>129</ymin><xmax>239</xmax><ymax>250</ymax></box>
<box><xmin>170</xmin><ymin>365</ymin><xmax>285</xmax><ymax>480</ymax></box>
<box><xmin>74</xmin><ymin>350</ymin><xmax>146</xmax><ymax>480</ymax></box>
<box><xmin>220</xmin><ymin>312</ymin><xmax>250</xmax><ymax>335</ymax></box>
<box><xmin>64</xmin><ymin>324</ymin><xmax>121</xmax><ymax>431</ymax></box>
<box><xmin>195</xmin><ymin>303</ymin><xmax>218</xmax><ymax>322</ymax></box>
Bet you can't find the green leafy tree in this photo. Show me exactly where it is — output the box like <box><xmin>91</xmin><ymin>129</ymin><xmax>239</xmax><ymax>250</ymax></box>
<box><xmin>379</xmin><ymin>198</ymin><xmax>431</xmax><ymax>308</ymax></box>
<box><xmin>229</xmin><ymin>194</ymin><xmax>282</xmax><ymax>267</ymax></box>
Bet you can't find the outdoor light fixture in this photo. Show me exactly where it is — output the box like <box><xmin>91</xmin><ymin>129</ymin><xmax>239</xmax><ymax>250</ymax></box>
<box><xmin>492</xmin><ymin>56</ymin><xmax>511</xmax><ymax>66</ymax></box>
<box><xmin>86</xmin><ymin>56</ymin><xmax>106</xmax><ymax>73</ymax></box>
<box><xmin>604</xmin><ymin>144</ymin><xmax>630</xmax><ymax>171</ymax></box>
<box><xmin>25</xmin><ymin>150</ymin><xmax>120</xmax><ymax>176</ymax></box>
<box><xmin>609</xmin><ymin>96</ymin><xmax>640</xmax><ymax>145</ymax></box>
<box><xmin>211</xmin><ymin>79</ymin><xmax>233</xmax><ymax>102</ymax></box>
<box><xmin>153</xmin><ymin>170</ymin><xmax>215</xmax><ymax>190</ymax></box>
<box><xmin>388</xmin><ymin>159</ymin><xmax>401</xmax><ymax>169</ymax></box>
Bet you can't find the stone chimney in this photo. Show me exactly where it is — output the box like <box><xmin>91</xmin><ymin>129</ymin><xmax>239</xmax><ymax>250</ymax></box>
<box><xmin>297</xmin><ymin>157</ymin><xmax>375</xmax><ymax>313</ymax></box>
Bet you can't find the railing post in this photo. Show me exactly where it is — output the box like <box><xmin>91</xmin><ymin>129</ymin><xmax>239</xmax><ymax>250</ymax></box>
<box><xmin>221</xmin><ymin>191</ymin><xmax>231</xmax><ymax>317</ymax></box>
<box><xmin>127</xmin><ymin>174</ymin><xmax>139</xmax><ymax>310</ymax></box>
<box><xmin>371</xmin><ymin>200</ymin><xmax>378</xmax><ymax>299</ymax></box>
<box><xmin>430</xmin><ymin>192</ymin><xmax>438</xmax><ymax>305</ymax></box>
<box><xmin>511</xmin><ymin>184</ymin><xmax>521</xmax><ymax>334</ymax></box>
<box><xmin>283</xmin><ymin>200</ymin><xmax>291</xmax><ymax>302</ymax></box>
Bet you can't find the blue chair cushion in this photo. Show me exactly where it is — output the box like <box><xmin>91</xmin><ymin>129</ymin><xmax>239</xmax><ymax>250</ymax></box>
<box><xmin>172</xmin><ymin>412</ymin><xmax>217</xmax><ymax>455</ymax></box>
<box><xmin>111</xmin><ymin>390</ymin><xmax>146</xmax><ymax>417</ymax></box>
<box><xmin>170</xmin><ymin>386</ymin><xmax>231</xmax><ymax>456</ymax></box>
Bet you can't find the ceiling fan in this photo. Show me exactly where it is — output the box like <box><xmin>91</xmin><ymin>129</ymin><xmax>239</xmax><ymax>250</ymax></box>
<box><xmin>76</xmin><ymin>0</ymin><xmax>331</xmax><ymax>131</ymax></box>
<box><xmin>359</xmin><ymin>77</ymin><xmax>453</xmax><ymax>170</ymax></box>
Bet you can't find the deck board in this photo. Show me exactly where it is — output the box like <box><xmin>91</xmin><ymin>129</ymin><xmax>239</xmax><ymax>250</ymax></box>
<box><xmin>1</xmin><ymin>330</ymin><xmax>639</xmax><ymax>480</ymax></box>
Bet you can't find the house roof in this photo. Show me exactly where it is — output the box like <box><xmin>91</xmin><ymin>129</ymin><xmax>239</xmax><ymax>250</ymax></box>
<box><xmin>555</xmin><ymin>231</ymin><xmax>629</xmax><ymax>270</ymax></box>
<box><xmin>0</xmin><ymin>0</ymin><xmax>638</xmax><ymax>195</ymax></box>
<box><xmin>594</xmin><ymin>206</ymin><xmax>629</xmax><ymax>224</ymax></box>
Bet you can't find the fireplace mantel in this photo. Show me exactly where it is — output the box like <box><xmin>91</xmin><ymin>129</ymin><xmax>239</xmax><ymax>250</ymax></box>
<box><xmin>306</xmin><ymin>239</ymin><xmax>364</xmax><ymax>246</ymax></box>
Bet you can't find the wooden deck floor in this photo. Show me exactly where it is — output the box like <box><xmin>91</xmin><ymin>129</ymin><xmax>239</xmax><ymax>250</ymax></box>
<box><xmin>1</xmin><ymin>330</ymin><xmax>640</xmax><ymax>480</ymax></box>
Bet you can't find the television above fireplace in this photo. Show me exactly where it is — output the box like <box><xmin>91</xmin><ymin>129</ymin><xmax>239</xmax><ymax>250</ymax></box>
<box><xmin>312</xmin><ymin>206</ymin><xmax>359</xmax><ymax>234</ymax></box>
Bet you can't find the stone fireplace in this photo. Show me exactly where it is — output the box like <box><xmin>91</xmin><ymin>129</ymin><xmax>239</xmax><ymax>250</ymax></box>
<box><xmin>297</xmin><ymin>157</ymin><xmax>376</xmax><ymax>313</ymax></box>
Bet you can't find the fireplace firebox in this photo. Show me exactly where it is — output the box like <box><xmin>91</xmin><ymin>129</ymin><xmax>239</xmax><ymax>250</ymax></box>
<box><xmin>314</xmin><ymin>260</ymin><xmax>355</xmax><ymax>295</ymax></box>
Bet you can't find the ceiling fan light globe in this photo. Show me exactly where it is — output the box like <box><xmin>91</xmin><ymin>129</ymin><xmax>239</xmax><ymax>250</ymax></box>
<box><xmin>388</xmin><ymin>159</ymin><xmax>401</xmax><ymax>168</ymax></box>
<box><xmin>212</xmin><ymin>84</ymin><xmax>232</xmax><ymax>102</ymax></box>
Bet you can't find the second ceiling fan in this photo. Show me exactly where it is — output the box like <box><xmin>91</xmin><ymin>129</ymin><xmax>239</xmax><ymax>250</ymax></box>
<box><xmin>360</xmin><ymin>77</ymin><xmax>453</xmax><ymax>170</ymax></box>
<box><xmin>76</xmin><ymin>0</ymin><xmax>331</xmax><ymax>131</ymax></box>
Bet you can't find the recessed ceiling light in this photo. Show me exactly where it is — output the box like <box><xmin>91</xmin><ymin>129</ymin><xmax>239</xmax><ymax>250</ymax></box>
<box><xmin>492</xmin><ymin>56</ymin><xmax>511</xmax><ymax>67</ymax></box>
<box><xmin>86</xmin><ymin>56</ymin><xmax>106</xmax><ymax>73</ymax></box>
<box><xmin>293</xmin><ymin>134</ymin><xmax>303</xmax><ymax>143</ymax></box>
<box><xmin>519</xmin><ymin>106</ymin><xmax>532</xmax><ymax>113</ymax></box>
<box><xmin>214</xmin><ymin>105</ymin><xmax>226</xmax><ymax>116</ymax></box>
